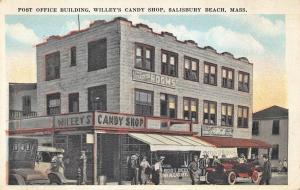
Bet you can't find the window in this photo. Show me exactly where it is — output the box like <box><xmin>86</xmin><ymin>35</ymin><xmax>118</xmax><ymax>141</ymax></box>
<box><xmin>221</xmin><ymin>103</ymin><xmax>234</xmax><ymax>126</ymax></box>
<box><xmin>238</xmin><ymin>71</ymin><xmax>250</xmax><ymax>92</ymax></box>
<box><xmin>135</xmin><ymin>43</ymin><xmax>154</xmax><ymax>71</ymax></box>
<box><xmin>160</xmin><ymin>93</ymin><xmax>177</xmax><ymax>118</ymax></box>
<box><xmin>184</xmin><ymin>56</ymin><xmax>199</xmax><ymax>81</ymax></box>
<box><xmin>238</xmin><ymin>106</ymin><xmax>249</xmax><ymax>128</ymax></box>
<box><xmin>271</xmin><ymin>144</ymin><xmax>279</xmax><ymax>160</ymax></box>
<box><xmin>272</xmin><ymin>120</ymin><xmax>280</xmax><ymax>135</ymax></box>
<box><xmin>70</xmin><ymin>46</ymin><xmax>76</xmax><ymax>66</ymax></box>
<box><xmin>161</xmin><ymin>50</ymin><xmax>178</xmax><ymax>77</ymax></box>
<box><xmin>47</xmin><ymin>93</ymin><xmax>61</xmax><ymax>115</ymax></box>
<box><xmin>45</xmin><ymin>51</ymin><xmax>60</xmax><ymax>81</ymax></box>
<box><xmin>222</xmin><ymin>67</ymin><xmax>234</xmax><ymax>89</ymax></box>
<box><xmin>22</xmin><ymin>96</ymin><xmax>31</xmax><ymax>115</ymax></box>
<box><xmin>88</xmin><ymin>85</ymin><xmax>107</xmax><ymax>111</ymax></box>
<box><xmin>135</xmin><ymin>89</ymin><xmax>153</xmax><ymax>116</ymax></box>
<box><xmin>252</xmin><ymin>121</ymin><xmax>259</xmax><ymax>135</ymax></box>
<box><xmin>88</xmin><ymin>38</ymin><xmax>107</xmax><ymax>72</ymax></box>
<box><xmin>203</xmin><ymin>101</ymin><xmax>217</xmax><ymax>125</ymax></box>
<box><xmin>183</xmin><ymin>97</ymin><xmax>198</xmax><ymax>122</ymax></box>
<box><xmin>204</xmin><ymin>62</ymin><xmax>217</xmax><ymax>85</ymax></box>
<box><xmin>69</xmin><ymin>93</ymin><xmax>79</xmax><ymax>113</ymax></box>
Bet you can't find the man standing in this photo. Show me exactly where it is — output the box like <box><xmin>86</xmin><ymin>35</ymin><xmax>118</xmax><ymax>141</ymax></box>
<box><xmin>260</xmin><ymin>154</ymin><xmax>272</xmax><ymax>185</ymax></box>
<box><xmin>152</xmin><ymin>156</ymin><xmax>164</xmax><ymax>185</ymax></box>
<box><xmin>188</xmin><ymin>154</ymin><xmax>199</xmax><ymax>185</ymax></box>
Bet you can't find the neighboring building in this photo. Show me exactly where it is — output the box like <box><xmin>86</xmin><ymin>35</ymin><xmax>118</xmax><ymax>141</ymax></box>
<box><xmin>9</xmin><ymin>83</ymin><xmax>37</xmax><ymax>120</ymax></box>
<box><xmin>252</xmin><ymin>105</ymin><xmax>288</xmax><ymax>168</ymax></box>
<box><xmin>9</xmin><ymin>17</ymin><xmax>270</xmax><ymax>184</ymax></box>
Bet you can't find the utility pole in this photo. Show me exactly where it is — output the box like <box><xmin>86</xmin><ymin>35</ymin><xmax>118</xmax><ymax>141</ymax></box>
<box><xmin>77</xmin><ymin>14</ymin><xmax>81</xmax><ymax>31</ymax></box>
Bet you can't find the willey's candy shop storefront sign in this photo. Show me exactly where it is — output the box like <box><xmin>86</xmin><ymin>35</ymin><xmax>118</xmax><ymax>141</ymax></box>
<box><xmin>132</xmin><ymin>69</ymin><xmax>176</xmax><ymax>88</ymax></box>
<box><xmin>54</xmin><ymin>113</ymin><xmax>93</xmax><ymax>128</ymax></box>
<box><xmin>94</xmin><ymin>112</ymin><xmax>145</xmax><ymax>129</ymax></box>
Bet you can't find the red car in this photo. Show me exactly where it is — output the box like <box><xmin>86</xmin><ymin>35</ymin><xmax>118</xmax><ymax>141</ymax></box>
<box><xmin>203</xmin><ymin>158</ymin><xmax>262</xmax><ymax>185</ymax></box>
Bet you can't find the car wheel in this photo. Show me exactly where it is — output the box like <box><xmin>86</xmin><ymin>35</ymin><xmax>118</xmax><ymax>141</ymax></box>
<box><xmin>252</xmin><ymin>171</ymin><xmax>261</xmax><ymax>184</ymax></box>
<box><xmin>9</xmin><ymin>174</ymin><xmax>26</xmax><ymax>185</ymax></box>
<box><xmin>205</xmin><ymin>172</ymin><xmax>210</xmax><ymax>184</ymax></box>
<box><xmin>48</xmin><ymin>173</ymin><xmax>62</xmax><ymax>185</ymax></box>
<box><xmin>227</xmin><ymin>171</ymin><xmax>236</xmax><ymax>185</ymax></box>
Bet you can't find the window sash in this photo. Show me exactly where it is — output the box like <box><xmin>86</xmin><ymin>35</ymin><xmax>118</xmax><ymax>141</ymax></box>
<box><xmin>237</xmin><ymin>106</ymin><xmax>249</xmax><ymax>128</ymax></box>
<box><xmin>183</xmin><ymin>98</ymin><xmax>198</xmax><ymax>122</ymax></box>
<box><xmin>161</xmin><ymin>51</ymin><xmax>178</xmax><ymax>77</ymax></box>
<box><xmin>160</xmin><ymin>94</ymin><xmax>177</xmax><ymax>118</ymax></box>
<box><xmin>203</xmin><ymin>101</ymin><xmax>217</xmax><ymax>125</ymax></box>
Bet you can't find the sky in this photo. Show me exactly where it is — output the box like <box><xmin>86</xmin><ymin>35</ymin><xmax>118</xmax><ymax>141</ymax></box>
<box><xmin>5</xmin><ymin>15</ymin><xmax>286</xmax><ymax>112</ymax></box>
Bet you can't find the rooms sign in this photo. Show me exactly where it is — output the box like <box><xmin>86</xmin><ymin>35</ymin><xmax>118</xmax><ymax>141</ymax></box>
<box><xmin>132</xmin><ymin>69</ymin><xmax>176</xmax><ymax>88</ymax></box>
<box><xmin>94</xmin><ymin>112</ymin><xmax>145</xmax><ymax>129</ymax></box>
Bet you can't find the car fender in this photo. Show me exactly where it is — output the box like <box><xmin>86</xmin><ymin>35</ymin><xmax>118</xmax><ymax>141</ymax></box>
<box><xmin>48</xmin><ymin>172</ymin><xmax>67</xmax><ymax>184</ymax></box>
<box><xmin>9</xmin><ymin>174</ymin><xmax>26</xmax><ymax>185</ymax></box>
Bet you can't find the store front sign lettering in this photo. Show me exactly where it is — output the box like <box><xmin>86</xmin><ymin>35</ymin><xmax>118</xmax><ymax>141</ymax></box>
<box><xmin>132</xmin><ymin>69</ymin><xmax>176</xmax><ymax>88</ymax></box>
<box><xmin>162</xmin><ymin>168</ymin><xmax>189</xmax><ymax>178</ymax></box>
<box><xmin>202</xmin><ymin>125</ymin><xmax>233</xmax><ymax>137</ymax></box>
<box><xmin>55</xmin><ymin>113</ymin><xmax>93</xmax><ymax>128</ymax></box>
<box><xmin>95</xmin><ymin>112</ymin><xmax>144</xmax><ymax>128</ymax></box>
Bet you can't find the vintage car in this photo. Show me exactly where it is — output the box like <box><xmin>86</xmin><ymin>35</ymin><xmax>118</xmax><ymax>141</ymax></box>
<box><xmin>8</xmin><ymin>137</ymin><xmax>50</xmax><ymax>185</ymax></box>
<box><xmin>202</xmin><ymin>158</ymin><xmax>262</xmax><ymax>185</ymax></box>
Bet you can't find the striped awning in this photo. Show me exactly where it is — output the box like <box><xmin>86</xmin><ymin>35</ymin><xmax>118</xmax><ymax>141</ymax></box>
<box><xmin>128</xmin><ymin>133</ymin><xmax>213</xmax><ymax>152</ymax></box>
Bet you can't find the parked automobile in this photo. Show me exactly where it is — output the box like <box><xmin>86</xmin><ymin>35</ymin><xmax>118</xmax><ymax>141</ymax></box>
<box><xmin>8</xmin><ymin>137</ymin><xmax>50</xmax><ymax>185</ymax></box>
<box><xmin>200</xmin><ymin>158</ymin><xmax>262</xmax><ymax>185</ymax></box>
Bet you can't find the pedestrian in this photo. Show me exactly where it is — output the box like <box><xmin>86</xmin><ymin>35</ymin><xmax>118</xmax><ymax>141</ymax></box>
<box><xmin>199</xmin><ymin>154</ymin><xmax>209</xmax><ymax>176</ymax></box>
<box><xmin>140</xmin><ymin>156</ymin><xmax>151</xmax><ymax>185</ymax></box>
<box><xmin>152</xmin><ymin>156</ymin><xmax>164</xmax><ymax>185</ymax></box>
<box><xmin>188</xmin><ymin>154</ymin><xmax>200</xmax><ymax>185</ymax></box>
<box><xmin>212</xmin><ymin>155</ymin><xmax>220</xmax><ymax>167</ymax></box>
<box><xmin>282</xmin><ymin>158</ymin><xmax>288</xmax><ymax>172</ymax></box>
<box><xmin>238</xmin><ymin>153</ymin><xmax>247</xmax><ymax>164</ymax></box>
<box><xmin>50</xmin><ymin>154</ymin><xmax>65</xmax><ymax>174</ymax></box>
<box><xmin>128</xmin><ymin>154</ymin><xmax>139</xmax><ymax>185</ymax></box>
<box><xmin>79</xmin><ymin>151</ymin><xmax>87</xmax><ymax>184</ymax></box>
<box><xmin>259</xmin><ymin>154</ymin><xmax>272</xmax><ymax>185</ymax></box>
<box><xmin>278</xmin><ymin>160</ymin><xmax>283</xmax><ymax>174</ymax></box>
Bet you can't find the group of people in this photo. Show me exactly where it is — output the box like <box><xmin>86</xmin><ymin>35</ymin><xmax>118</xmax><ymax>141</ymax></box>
<box><xmin>127</xmin><ymin>154</ymin><xmax>165</xmax><ymax>185</ymax></box>
<box><xmin>187</xmin><ymin>154</ymin><xmax>211</xmax><ymax>185</ymax></box>
<box><xmin>278</xmin><ymin>158</ymin><xmax>288</xmax><ymax>173</ymax></box>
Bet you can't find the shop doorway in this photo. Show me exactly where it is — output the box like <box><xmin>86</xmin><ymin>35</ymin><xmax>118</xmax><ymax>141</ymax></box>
<box><xmin>237</xmin><ymin>148</ymin><xmax>248</xmax><ymax>158</ymax></box>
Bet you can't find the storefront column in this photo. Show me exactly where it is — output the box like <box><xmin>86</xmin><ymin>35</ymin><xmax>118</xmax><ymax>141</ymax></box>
<box><xmin>247</xmin><ymin>148</ymin><xmax>252</xmax><ymax>159</ymax></box>
<box><xmin>118</xmin><ymin>135</ymin><xmax>122</xmax><ymax>185</ymax></box>
<box><xmin>93</xmin><ymin>132</ymin><xmax>97</xmax><ymax>184</ymax></box>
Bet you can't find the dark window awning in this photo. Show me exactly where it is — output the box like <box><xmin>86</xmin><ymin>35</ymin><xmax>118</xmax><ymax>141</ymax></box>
<box><xmin>196</xmin><ymin>136</ymin><xmax>271</xmax><ymax>149</ymax></box>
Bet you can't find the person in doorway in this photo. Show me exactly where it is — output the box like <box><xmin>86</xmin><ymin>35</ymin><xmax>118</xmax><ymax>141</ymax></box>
<box><xmin>188</xmin><ymin>154</ymin><xmax>200</xmax><ymax>185</ymax></box>
<box><xmin>139</xmin><ymin>156</ymin><xmax>151</xmax><ymax>185</ymax></box>
<box><xmin>282</xmin><ymin>158</ymin><xmax>288</xmax><ymax>172</ymax></box>
<box><xmin>152</xmin><ymin>156</ymin><xmax>164</xmax><ymax>185</ymax></box>
<box><xmin>259</xmin><ymin>154</ymin><xmax>272</xmax><ymax>185</ymax></box>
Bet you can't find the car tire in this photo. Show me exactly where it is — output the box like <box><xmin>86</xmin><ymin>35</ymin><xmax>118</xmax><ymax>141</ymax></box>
<box><xmin>205</xmin><ymin>172</ymin><xmax>210</xmax><ymax>184</ymax></box>
<box><xmin>252</xmin><ymin>171</ymin><xmax>261</xmax><ymax>184</ymax></box>
<box><xmin>227</xmin><ymin>171</ymin><xmax>236</xmax><ymax>185</ymax></box>
<box><xmin>48</xmin><ymin>173</ymin><xmax>62</xmax><ymax>185</ymax></box>
<box><xmin>9</xmin><ymin>174</ymin><xmax>26</xmax><ymax>185</ymax></box>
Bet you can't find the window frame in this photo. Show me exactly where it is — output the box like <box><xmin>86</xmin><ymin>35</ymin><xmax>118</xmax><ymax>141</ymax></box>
<box><xmin>22</xmin><ymin>95</ymin><xmax>31</xmax><ymax>115</ymax></box>
<box><xmin>88</xmin><ymin>85</ymin><xmax>107</xmax><ymax>111</ymax></box>
<box><xmin>221</xmin><ymin>67</ymin><xmax>235</xmax><ymax>89</ymax></box>
<box><xmin>68</xmin><ymin>93</ymin><xmax>79</xmax><ymax>113</ymax></box>
<box><xmin>271</xmin><ymin>144</ymin><xmax>279</xmax><ymax>160</ymax></box>
<box><xmin>160</xmin><ymin>93</ymin><xmax>178</xmax><ymax>118</ymax></box>
<box><xmin>70</xmin><ymin>46</ymin><xmax>76</xmax><ymax>66</ymax></box>
<box><xmin>88</xmin><ymin>38</ymin><xmax>107</xmax><ymax>72</ymax></box>
<box><xmin>237</xmin><ymin>106</ymin><xmax>249</xmax><ymax>128</ymax></box>
<box><xmin>134</xmin><ymin>43</ymin><xmax>155</xmax><ymax>72</ymax></box>
<box><xmin>204</xmin><ymin>62</ymin><xmax>218</xmax><ymax>86</ymax></box>
<box><xmin>272</xmin><ymin>120</ymin><xmax>280</xmax><ymax>135</ymax></box>
<box><xmin>161</xmin><ymin>49</ymin><xmax>178</xmax><ymax>77</ymax></box>
<box><xmin>184</xmin><ymin>56</ymin><xmax>199</xmax><ymax>82</ymax></box>
<box><xmin>203</xmin><ymin>100</ymin><xmax>217</xmax><ymax>125</ymax></box>
<box><xmin>252</xmin><ymin>121</ymin><xmax>259</xmax><ymax>135</ymax></box>
<box><xmin>46</xmin><ymin>92</ymin><xmax>61</xmax><ymax>116</ymax></box>
<box><xmin>238</xmin><ymin>71</ymin><xmax>250</xmax><ymax>92</ymax></box>
<box><xmin>221</xmin><ymin>103</ymin><xmax>234</xmax><ymax>127</ymax></box>
<box><xmin>45</xmin><ymin>51</ymin><xmax>60</xmax><ymax>81</ymax></box>
<box><xmin>134</xmin><ymin>88</ymin><xmax>154</xmax><ymax>116</ymax></box>
<box><xmin>183</xmin><ymin>97</ymin><xmax>198</xmax><ymax>123</ymax></box>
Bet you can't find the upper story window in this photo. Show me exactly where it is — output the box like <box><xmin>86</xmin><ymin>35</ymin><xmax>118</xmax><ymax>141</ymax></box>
<box><xmin>222</xmin><ymin>67</ymin><xmax>234</xmax><ymax>89</ymax></box>
<box><xmin>238</xmin><ymin>106</ymin><xmax>249</xmax><ymax>128</ymax></box>
<box><xmin>183</xmin><ymin>97</ymin><xmax>198</xmax><ymax>122</ymax></box>
<box><xmin>88</xmin><ymin>85</ymin><xmax>107</xmax><ymax>111</ymax></box>
<box><xmin>70</xmin><ymin>46</ymin><xmax>76</xmax><ymax>66</ymax></box>
<box><xmin>88</xmin><ymin>38</ymin><xmax>107</xmax><ymax>72</ymax></box>
<box><xmin>184</xmin><ymin>56</ymin><xmax>199</xmax><ymax>82</ymax></box>
<box><xmin>135</xmin><ymin>43</ymin><xmax>154</xmax><ymax>71</ymax></box>
<box><xmin>204</xmin><ymin>62</ymin><xmax>217</xmax><ymax>86</ymax></box>
<box><xmin>203</xmin><ymin>100</ymin><xmax>217</xmax><ymax>125</ymax></box>
<box><xmin>271</xmin><ymin>144</ymin><xmax>279</xmax><ymax>160</ymax></box>
<box><xmin>161</xmin><ymin>50</ymin><xmax>178</xmax><ymax>77</ymax></box>
<box><xmin>252</xmin><ymin>121</ymin><xmax>259</xmax><ymax>135</ymax></box>
<box><xmin>45</xmin><ymin>51</ymin><xmax>60</xmax><ymax>81</ymax></box>
<box><xmin>221</xmin><ymin>103</ymin><xmax>234</xmax><ymax>127</ymax></box>
<box><xmin>272</xmin><ymin>120</ymin><xmax>280</xmax><ymax>135</ymax></box>
<box><xmin>160</xmin><ymin>93</ymin><xmax>177</xmax><ymax>118</ymax></box>
<box><xmin>135</xmin><ymin>89</ymin><xmax>153</xmax><ymax>116</ymax></box>
<box><xmin>22</xmin><ymin>96</ymin><xmax>31</xmax><ymax>115</ymax></box>
<box><xmin>69</xmin><ymin>93</ymin><xmax>79</xmax><ymax>113</ymax></box>
<box><xmin>47</xmin><ymin>93</ymin><xmax>61</xmax><ymax>115</ymax></box>
<box><xmin>238</xmin><ymin>71</ymin><xmax>250</xmax><ymax>92</ymax></box>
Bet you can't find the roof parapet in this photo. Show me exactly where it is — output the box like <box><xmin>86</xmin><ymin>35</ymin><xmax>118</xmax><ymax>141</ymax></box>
<box><xmin>204</xmin><ymin>46</ymin><xmax>217</xmax><ymax>53</ymax></box>
<box><xmin>89</xmin><ymin>20</ymin><xmax>106</xmax><ymax>28</ymax></box>
<box><xmin>184</xmin><ymin>40</ymin><xmax>198</xmax><ymax>46</ymax></box>
<box><xmin>237</xmin><ymin>57</ymin><xmax>249</xmax><ymax>63</ymax></box>
<box><xmin>161</xmin><ymin>31</ymin><xmax>177</xmax><ymax>40</ymax></box>
<box><xmin>221</xmin><ymin>52</ymin><xmax>234</xmax><ymax>59</ymax></box>
<box><xmin>136</xmin><ymin>23</ymin><xmax>153</xmax><ymax>33</ymax></box>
